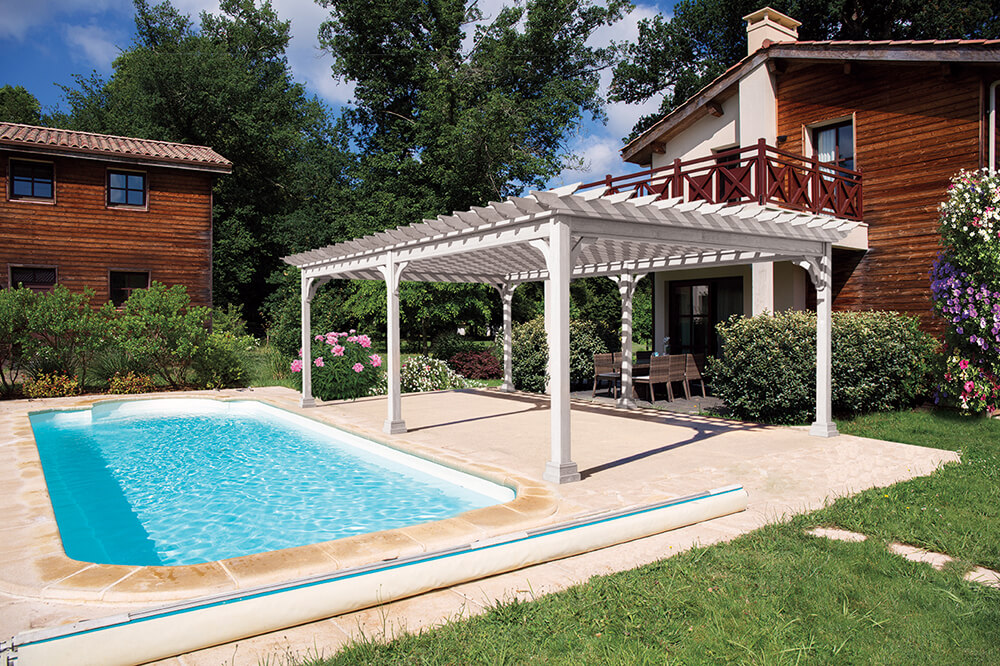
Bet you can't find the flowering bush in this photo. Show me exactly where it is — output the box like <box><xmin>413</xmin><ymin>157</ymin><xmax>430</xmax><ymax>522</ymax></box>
<box><xmin>107</xmin><ymin>371</ymin><xmax>156</xmax><ymax>395</ymax></box>
<box><xmin>24</xmin><ymin>373</ymin><xmax>79</xmax><ymax>398</ymax></box>
<box><xmin>290</xmin><ymin>330</ymin><xmax>382</xmax><ymax>400</ymax></box>
<box><xmin>448</xmin><ymin>350</ymin><xmax>502</xmax><ymax>379</ymax></box>
<box><xmin>931</xmin><ymin>170</ymin><xmax>1000</xmax><ymax>414</ymax></box>
<box><xmin>368</xmin><ymin>355</ymin><xmax>480</xmax><ymax>395</ymax></box>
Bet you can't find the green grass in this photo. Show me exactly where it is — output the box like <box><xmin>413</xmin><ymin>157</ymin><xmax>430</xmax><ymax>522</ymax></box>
<box><xmin>298</xmin><ymin>410</ymin><xmax>1000</xmax><ymax>665</ymax></box>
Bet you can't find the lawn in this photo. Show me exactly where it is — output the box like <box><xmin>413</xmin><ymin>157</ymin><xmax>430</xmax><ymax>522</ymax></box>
<box><xmin>300</xmin><ymin>409</ymin><xmax>1000</xmax><ymax>665</ymax></box>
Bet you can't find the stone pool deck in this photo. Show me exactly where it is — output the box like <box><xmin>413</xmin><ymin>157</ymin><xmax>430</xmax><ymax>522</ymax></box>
<box><xmin>0</xmin><ymin>386</ymin><xmax>958</xmax><ymax>665</ymax></box>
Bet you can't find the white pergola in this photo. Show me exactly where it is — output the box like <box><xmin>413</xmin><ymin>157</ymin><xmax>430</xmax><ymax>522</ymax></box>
<box><xmin>284</xmin><ymin>184</ymin><xmax>863</xmax><ymax>484</ymax></box>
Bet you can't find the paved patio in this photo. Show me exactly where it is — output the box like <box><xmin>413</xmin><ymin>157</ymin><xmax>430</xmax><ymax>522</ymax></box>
<box><xmin>0</xmin><ymin>387</ymin><xmax>957</xmax><ymax>665</ymax></box>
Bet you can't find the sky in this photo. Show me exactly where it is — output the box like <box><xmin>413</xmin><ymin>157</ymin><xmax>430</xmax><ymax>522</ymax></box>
<box><xmin>0</xmin><ymin>0</ymin><xmax>674</xmax><ymax>187</ymax></box>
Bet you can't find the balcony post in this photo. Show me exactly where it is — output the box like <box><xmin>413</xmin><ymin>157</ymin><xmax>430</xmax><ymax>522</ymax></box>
<box><xmin>810</xmin><ymin>154</ymin><xmax>821</xmax><ymax>214</ymax></box>
<box><xmin>756</xmin><ymin>138</ymin><xmax>767</xmax><ymax>205</ymax></box>
<box><xmin>672</xmin><ymin>158</ymin><xmax>682</xmax><ymax>199</ymax></box>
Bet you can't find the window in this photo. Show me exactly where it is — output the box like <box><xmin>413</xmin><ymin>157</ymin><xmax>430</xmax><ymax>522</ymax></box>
<box><xmin>10</xmin><ymin>160</ymin><xmax>54</xmax><ymax>200</ymax></box>
<box><xmin>813</xmin><ymin>120</ymin><xmax>854</xmax><ymax>170</ymax></box>
<box><xmin>10</xmin><ymin>266</ymin><xmax>57</xmax><ymax>292</ymax></box>
<box><xmin>109</xmin><ymin>271</ymin><xmax>149</xmax><ymax>306</ymax></box>
<box><xmin>108</xmin><ymin>171</ymin><xmax>146</xmax><ymax>207</ymax></box>
<box><xmin>668</xmin><ymin>277</ymin><xmax>744</xmax><ymax>357</ymax></box>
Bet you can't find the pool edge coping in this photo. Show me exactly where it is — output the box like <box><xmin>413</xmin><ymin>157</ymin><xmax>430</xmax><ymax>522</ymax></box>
<box><xmin>0</xmin><ymin>387</ymin><xmax>561</xmax><ymax>605</ymax></box>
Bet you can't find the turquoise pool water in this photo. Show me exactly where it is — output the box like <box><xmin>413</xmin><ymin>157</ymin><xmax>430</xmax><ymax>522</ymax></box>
<box><xmin>29</xmin><ymin>399</ymin><xmax>513</xmax><ymax>566</ymax></box>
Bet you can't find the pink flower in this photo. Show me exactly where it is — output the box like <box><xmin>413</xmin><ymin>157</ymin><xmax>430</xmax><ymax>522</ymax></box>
<box><xmin>315</xmin><ymin>334</ymin><xmax>324</xmax><ymax>342</ymax></box>
<box><xmin>358</xmin><ymin>335</ymin><xmax>372</xmax><ymax>348</ymax></box>
<box><xmin>964</xmin><ymin>380</ymin><xmax>975</xmax><ymax>393</ymax></box>
<box><xmin>298</xmin><ymin>347</ymin><xmax>303</xmax><ymax>358</ymax></box>
<box><xmin>959</xmin><ymin>359</ymin><xmax>970</xmax><ymax>370</ymax></box>
<box><xmin>332</xmin><ymin>345</ymin><xmax>345</xmax><ymax>356</ymax></box>
<box><xmin>325</xmin><ymin>333</ymin><xmax>338</xmax><ymax>345</ymax></box>
<box><xmin>352</xmin><ymin>362</ymin><xmax>364</xmax><ymax>373</ymax></box>
<box><xmin>349</xmin><ymin>329</ymin><xmax>356</xmax><ymax>334</ymax></box>
<box><xmin>347</xmin><ymin>335</ymin><xmax>358</xmax><ymax>343</ymax></box>
<box><xmin>290</xmin><ymin>359</ymin><xmax>303</xmax><ymax>373</ymax></box>
<box><xmin>314</xmin><ymin>357</ymin><xmax>325</xmax><ymax>367</ymax></box>
<box><xmin>369</xmin><ymin>354</ymin><xmax>382</xmax><ymax>367</ymax></box>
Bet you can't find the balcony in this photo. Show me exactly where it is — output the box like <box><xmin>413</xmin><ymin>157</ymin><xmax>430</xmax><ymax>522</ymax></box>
<box><xmin>581</xmin><ymin>139</ymin><xmax>863</xmax><ymax>222</ymax></box>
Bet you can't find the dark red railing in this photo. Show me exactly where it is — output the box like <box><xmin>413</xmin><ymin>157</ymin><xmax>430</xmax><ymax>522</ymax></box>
<box><xmin>581</xmin><ymin>139</ymin><xmax>863</xmax><ymax>221</ymax></box>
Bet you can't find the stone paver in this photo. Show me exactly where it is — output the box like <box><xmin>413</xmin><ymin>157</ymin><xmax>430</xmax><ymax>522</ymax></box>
<box><xmin>0</xmin><ymin>387</ymin><xmax>959</xmax><ymax>666</ymax></box>
<box><xmin>806</xmin><ymin>527</ymin><xmax>867</xmax><ymax>542</ymax></box>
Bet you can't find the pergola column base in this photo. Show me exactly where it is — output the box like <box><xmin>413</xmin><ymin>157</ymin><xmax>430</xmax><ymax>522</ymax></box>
<box><xmin>616</xmin><ymin>395</ymin><xmax>637</xmax><ymax>410</ymax></box>
<box><xmin>500</xmin><ymin>381</ymin><xmax>516</xmax><ymax>393</ymax></box>
<box><xmin>543</xmin><ymin>461</ymin><xmax>580</xmax><ymax>484</ymax></box>
<box><xmin>383</xmin><ymin>419</ymin><xmax>407</xmax><ymax>435</ymax></box>
<box><xmin>300</xmin><ymin>397</ymin><xmax>316</xmax><ymax>408</ymax></box>
<box><xmin>809</xmin><ymin>421</ymin><xmax>839</xmax><ymax>437</ymax></box>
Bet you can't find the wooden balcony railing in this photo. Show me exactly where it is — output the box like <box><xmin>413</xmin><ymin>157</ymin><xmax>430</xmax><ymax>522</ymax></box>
<box><xmin>581</xmin><ymin>139</ymin><xmax>863</xmax><ymax>221</ymax></box>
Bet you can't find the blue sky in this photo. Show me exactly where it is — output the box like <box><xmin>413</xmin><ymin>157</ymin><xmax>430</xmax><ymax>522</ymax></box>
<box><xmin>0</xmin><ymin>0</ymin><xmax>673</xmax><ymax>185</ymax></box>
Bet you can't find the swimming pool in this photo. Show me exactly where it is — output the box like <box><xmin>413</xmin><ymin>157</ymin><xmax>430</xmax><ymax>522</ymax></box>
<box><xmin>29</xmin><ymin>399</ymin><xmax>514</xmax><ymax>566</ymax></box>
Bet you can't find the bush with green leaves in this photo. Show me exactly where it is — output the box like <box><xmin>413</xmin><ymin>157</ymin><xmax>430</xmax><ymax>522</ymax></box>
<box><xmin>429</xmin><ymin>331</ymin><xmax>480</xmax><ymax>360</ymax></box>
<box><xmin>508</xmin><ymin>316</ymin><xmax>610</xmax><ymax>393</ymax></box>
<box><xmin>708</xmin><ymin>310</ymin><xmax>937</xmax><ymax>424</ymax></box>
<box><xmin>192</xmin><ymin>331</ymin><xmax>256</xmax><ymax>389</ymax></box>
<box><xmin>0</xmin><ymin>286</ymin><xmax>35</xmax><ymax>396</ymax></box>
<box><xmin>113</xmin><ymin>283</ymin><xmax>211</xmax><ymax>389</ymax></box>
<box><xmin>368</xmin><ymin>355</ymin><xmax>478</xmax><ymax>394</ymax></box>
<box><xmin>25</xmin><ymin>285</ymin><xmax>112</xmax><ymax>386</ymax></box>
<box><xmin>291</xmin><ymin>330</ymin><xmax>383</xmax><ymax>400</ymax></box>
<box><xmin>24</xmin><ymin>373</ymin><xmax>79</xmax><ymax>398</ymax></box>
<box><xmin>107</xmin><ymin>371</ymin><xmax>156</xmax><ymax>395</ymax></box>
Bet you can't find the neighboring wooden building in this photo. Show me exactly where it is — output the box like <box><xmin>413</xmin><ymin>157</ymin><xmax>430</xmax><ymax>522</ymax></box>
<box><xmin>0</xmin><ymin>123</ymin><xmax>231</xmax><ymax>308</ymax></box>
<box><xmin>617</xmin><ymin>7</ymin><xmax>1000</xmax><ymax>354</ymax></box>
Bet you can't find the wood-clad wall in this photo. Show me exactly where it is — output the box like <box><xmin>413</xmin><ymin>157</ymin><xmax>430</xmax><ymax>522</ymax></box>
<box><xmin>0</xmin><ymin>153</ymin><xmax>213</xmax><ymax>307</ymax></box>
<box><xmin>777</xmin><ymin>62</ymin><xmax>992</xmax><ymax>331</ymax></box>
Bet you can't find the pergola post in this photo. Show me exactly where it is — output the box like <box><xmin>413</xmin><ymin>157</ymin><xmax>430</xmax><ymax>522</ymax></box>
<box><xmin>497</xmin><ymin>282</ymin><xmax>516</xmax><ymax>392</ymax></box>
<box><xmin>807</xmin><ymin>245</ymin><xmax>838</xmax><ymax>437</ymax></box>
<box><xmin>543</xmin><ymin>279</ymin><xmax>552</xmax><ymax>394</ymax></box>
<box><xmin>543</xmin><ymin>219</ymin><xmax>580</xmax><ymax>484</ymax></box>
<box><xmin>300</xmin><ymin>275</ymin><xmax>316</xmax><ymax>408</ymax></box>
<box><xmin>614</xmin><ymin>272</ymin><xmax>638</xmax><ymax>409</ymax></box>
<box><xmin>379</xmin><ymin>252</ymin><xmax>409</xmax><ymax>434</ymax></box>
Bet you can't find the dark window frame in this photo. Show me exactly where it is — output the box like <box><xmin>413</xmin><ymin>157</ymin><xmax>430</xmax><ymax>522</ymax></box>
<box><xmin>109</xmin><ymin>270</ymin><xmax>150</xmax><ymax>307</ymax></box>
<box><xmin>9</xmin><ymin>265</ymin><xmax>58</xmax><ymax>292</ymax></box>
<box><xmin>106</xmin><ymin>169</ymin><xmax>148</xmax><ymax>208</ymax></box>
<box><xmin>811</xmin><ymin>119</ymin><xmax>855</xmax><ymax>171</ymax></box>
<box><xmin>668</xmin><ymin>276</ymin><xmax>744</xmax><ymax>357</ymax></box>
<box><xmin>8</xmin><ymin>158</ymin><xmax>56</xmax><ymax>202</ymax></box>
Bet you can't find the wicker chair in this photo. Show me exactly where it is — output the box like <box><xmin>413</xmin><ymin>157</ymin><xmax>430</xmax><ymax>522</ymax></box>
<box><xmin>592</xmin><ymin>352</ymin><xmax>620</xmax><ymax>398</ymax></box>
<box><xmin>633</xmin><ymin>354</ymin><xmax>671</xmax><ymax>401</ymax></box>
<box><xmin>684</xmin><ymin>353</ymin><xmax>708</xmax><ymax>398</ymax></box>
<box><xmin>668</xmin><ymin>354</ymin><xmax>690</xmax><ymax>400</ymax></box>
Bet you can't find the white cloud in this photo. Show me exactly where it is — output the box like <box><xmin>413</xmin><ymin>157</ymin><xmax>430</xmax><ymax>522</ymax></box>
<box><xmin>0</xmin><ymin>0</ymin><xmax>127</xmax><ymax>40</ymax></box>
<box><xmin>64</xmin><ymin>22</ymin><xmax>121</xmax><ymax>69</ymax></box>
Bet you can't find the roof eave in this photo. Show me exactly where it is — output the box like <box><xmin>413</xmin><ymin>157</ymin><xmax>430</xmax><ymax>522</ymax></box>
<box><xmin>0</xmin><ymin>142</ymin><xmax>233</xmax><ymax>174</ymax></box>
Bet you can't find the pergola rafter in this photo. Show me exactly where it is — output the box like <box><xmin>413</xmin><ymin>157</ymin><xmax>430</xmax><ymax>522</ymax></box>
<box><xmin>284</xmin><ymin>184</ymin><xmax>864</xmax><ymax>484</ymax></box>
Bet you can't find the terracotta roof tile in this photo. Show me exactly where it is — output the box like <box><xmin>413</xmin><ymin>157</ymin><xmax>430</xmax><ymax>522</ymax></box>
<box><xmin>0</xmin><ymin>122</ymin><xmax>232</xmax><ymax>172</ymax></box>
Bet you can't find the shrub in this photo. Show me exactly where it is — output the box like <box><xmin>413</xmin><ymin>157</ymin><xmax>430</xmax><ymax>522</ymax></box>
<box><xmin>930</xmin><ymin>170</ymin><xmax>1000</xmax><ymax>413</ymax></box>
<box><xmin>25</xmin><ymin>285</ymin><xmax>111</xmax><ymax>386</ymax></box>
<box><xmin>369</xmin><ymin>355</ymin><xmax>478</xmax><ymax>394</ymax></box>
<box><xmin>113</xmin><ymin>283</ymin><xmax>210</xmax><ymax>388</ymax></box>
<box><xmin>429</xmin><ymin>331</ymin><xmax>479</xmax><ymax>360</ymax></box>
<box><xmin>508</xmin><ymin>316</ymin><xmax>610</xmax><ymax>393</ymax></box>
<box><xmin>448</xmin><ymin>350</ymin><xmax>502</xmax><ymax>379</ymax></box>
<box><xmin>0</xmin><ymin>286</ymin><xmax>35</xmax><ymax>396</ymax></box>
<box><xmin>24</xmin><ymin>373</ymin><xmax>79</xmax><ymax>398</ymax></box>
<box><xmin>192</xmin><ymin>331</ymin><xmax>256</xmax><ymax>389</ymax></box>
<box><xmin>107</xmin><ymin>371</ymin><xmax>155</xmax><ymax>395</ymax></box>
<box><xmin>708</xmin><ymin>311</ymin><xmax>937</xmax><ymax>424</ymax></box>
<box><xmin>291</xmin><ymin>330</ymin><xmax>382</xmax><ymax>400</ymax></box>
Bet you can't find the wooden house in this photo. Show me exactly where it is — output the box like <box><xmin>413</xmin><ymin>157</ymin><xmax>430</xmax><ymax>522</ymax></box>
<box><xmin>0</xmin><ymin>123</ymin><xmax>231</xmax><ymax>307</ymax></box>
<box><xmin>613</xmin><ymin>7</ymin><xmax>1000</xmax><ymax>355</ymax></box>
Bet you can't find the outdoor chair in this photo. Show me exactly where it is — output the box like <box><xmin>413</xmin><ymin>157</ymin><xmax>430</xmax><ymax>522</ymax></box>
<box><xmin>592</xmin><ymin>352</ymin><xmax>620</xmax><ymax>398</ymax></box>
<box><xmin>632</xmin><ymin>354</ymin><xmax>670</xmax><ymax>402</ymax></box>
<box><xmin>684</xmin><ymin>354</ymin><xmax>708</xmax><ymax>398</ymax></box>
<box><xmin>634</xmin><ymin>351</ymin><xmax>652</xmax><ymax>377</ymax></box>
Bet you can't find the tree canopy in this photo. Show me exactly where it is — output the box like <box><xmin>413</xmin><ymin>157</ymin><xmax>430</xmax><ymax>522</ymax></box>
<box><xmin>611</xmin><ymin>0</ymin><xmax>1000</xmax><ymax>140</ymax></box>
<box><xmin>0</xmin><ymin>85</ymin><xmax>42</xmax><ymax>124</ymax></box>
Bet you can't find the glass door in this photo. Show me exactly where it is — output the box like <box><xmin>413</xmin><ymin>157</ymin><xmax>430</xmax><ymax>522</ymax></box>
<box><xmin>669</xmin><ymin>277</ymin><xmax>743</xmax><ymax>356</ymax></box>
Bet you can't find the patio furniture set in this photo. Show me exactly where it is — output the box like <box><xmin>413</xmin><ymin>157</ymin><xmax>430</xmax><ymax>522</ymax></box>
<box><xmin>593</xmin><ymin>352</ymin><xmax>708</xmax><ymax>402</ymax></box>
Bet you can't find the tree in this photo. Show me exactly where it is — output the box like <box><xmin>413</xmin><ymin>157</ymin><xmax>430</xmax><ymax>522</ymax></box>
<box><xmin>0</xmin><ymin>85</ymin><xmax>41</xmax><ymax>124</ymax></box>
<box><xmin>56</xmin><ymin>0</ymin><xmax>348</xmax><ymax>325</ymax></box>
<box><xmin>611</xmin><ymin>0</ymin><xmax>1000</xmax><ymax>139</ymax></box>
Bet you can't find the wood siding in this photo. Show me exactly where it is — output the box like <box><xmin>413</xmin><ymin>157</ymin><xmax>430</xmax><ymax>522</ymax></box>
<box><xmin>0</xmin><ymin>152</ymin><xmax>213</xmax><ymax>307</ymax></box>
<box><xmin>777</xmin><ymin>62</ymin><xmax>996</xmax><ymax>331</ymax></box>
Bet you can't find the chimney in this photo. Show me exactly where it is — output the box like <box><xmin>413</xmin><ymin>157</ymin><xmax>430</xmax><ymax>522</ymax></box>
<box><xmin>743</xmin><ymin>7</ymin><xmax>800</xmax><ymax>55</ymax></box>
